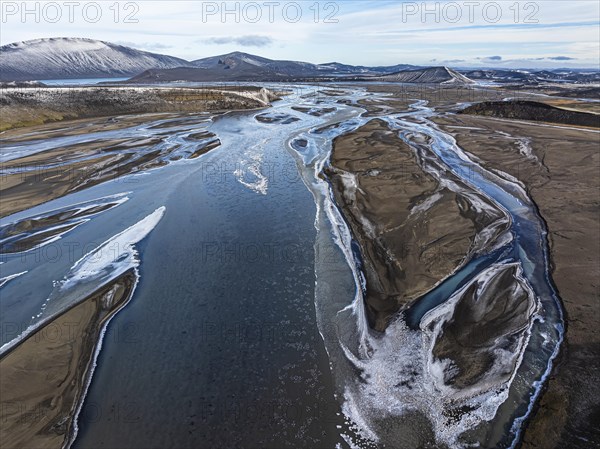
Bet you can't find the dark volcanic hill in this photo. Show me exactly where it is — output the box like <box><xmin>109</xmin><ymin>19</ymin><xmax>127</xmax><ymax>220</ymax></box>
<box><xmin>188</xmin><ymin>52</ymin><xmax>418</xmax><ymax>77</ymax></box>
<box><xmin>460</xmin><ymin>100</ymin><xmax>600</xmax><ymax>128</ymax></box>
<box><xmin>314</xmin><ymin>61</ymin><xmax>417</xmax><ymax>75</ymax></box>
<box><xmin>0</xmin><ymin>38</ymin><xmax>190</xmax><ymax>81</ymax></box>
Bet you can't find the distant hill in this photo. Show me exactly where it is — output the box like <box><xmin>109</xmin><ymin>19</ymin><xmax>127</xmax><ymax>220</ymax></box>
<box><xmin>130</xmin><ymin>51</ymin><xmax>320</xmax><ymax>82</ymax></box>
<box><xmin>460</xmin><ymin>100</ymin><xmax>600</xmax><ymax>128</ymax></box>
<box><xmin>0</xmin><ymin>38</ymin><xmax>189</xmax><ymax>81</ymax></box>
<box><xmin>0</xmin><ymin>41</ymin><xmax>421</xmax><ymax>82</ymax></box>
<box><xmin>130</xmin><ymin>63</ymin><xmax>475</xmax><ymax>84</ymax></box>
<box><xmin>129</xmin><ymin>51</ymin><xmax>420</xmax><ymax>83</ymax></box>
<box><xmin>372</xmin><ymin>66</ymin><xmax>475</xmax><ymax>84</ymax></box>
<box><xmin>289</xmin><ymin>61</ymin><xmax>417</xmax><ymax>75</ymax></box>
<box><xmin>190</xmin><ymin>52</ymin><xmax>417</xmax><ymax>77</ymax></box>
<box><xmin>5</xmin><ymin>38</ymin><xmax>594</xmax><ymax>85</ymax></box>
<box><xmin>191</xmin><ymin>51</ymin><xmax>321</xmax><ymax>77</ymax></box>
<box><xmin>464</xmin><ymin>68</ymin><xmax>600</xmax><ymax>84</ymax></box>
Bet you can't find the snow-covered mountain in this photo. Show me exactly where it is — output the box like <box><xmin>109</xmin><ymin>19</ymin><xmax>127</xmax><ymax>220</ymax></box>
<box><xmin>131</xmin><ymin>51</ymin><xmax>423</xmax><ymax>82</ymax></box>
<box><xmin>130</xmin><ymin>51</ymin><xmax>332</xmax><ymax>82</ymax></box>
<box><xmin>0</xmin><ymin>38</ymin><xmax>190</xmax><ymax>81</ymax></box>
<box><xmin>0</xmin><ymin>39</ymin><xmax>468</xmax><ymax>84</ymax></box>
<box><xmin>317</xmin><ymin>61</ymin><xmax>417</xmax><ymax>75</ymax></box>
<box><xmin>192</xmin><ymin>51</ymin><xmax>323</xmax><ymax>77</ymax></box>
<box><xmin>190</xmin><ymin>52</ymin><xmax>417</xmax><ymax>77</ymax></box>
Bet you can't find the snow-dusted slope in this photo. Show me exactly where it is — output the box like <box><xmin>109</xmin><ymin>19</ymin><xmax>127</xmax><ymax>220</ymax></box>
<box><xmin>377</xmin><ymin>66</ymin><xmax>475</xmax><ymax>84</ymax></box>
<box><xmin>133</xmin><ymin>51</ymin><xmax>421</xmax><ymax>82</ymax></box>
<box><xmin>191</xmin><ymin>51</ymin><xmax>325</xmax><ymax>77</ymax></box>
<box><xmin>0</xmin><ymin>39</ymin><xmax>471</xmax><ymax>83</ymax></box>
<box><xmin>0</xmin><ymin>38</ymin><xmax>190</xmax><ymax>81</ymax></box>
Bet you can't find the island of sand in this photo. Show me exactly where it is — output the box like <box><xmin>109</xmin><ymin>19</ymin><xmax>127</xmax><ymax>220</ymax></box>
<box><xmin>326</xmin><ymin>83</ymin><xmax>599</xmax><ymax>448</ymax></box>
<box><xmin>0</xmin><ymin>271</ymin><xmax>137</xmax><ymax>449</ymax></box>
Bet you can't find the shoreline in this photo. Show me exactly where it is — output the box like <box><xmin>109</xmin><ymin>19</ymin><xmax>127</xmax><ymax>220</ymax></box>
<box><xmin>1</xmin><ymin>82</ymin><xmax>596</xmax><ymax>448</ymax></box>
<box><xmin>0</xmin><ymin>85</ymin><xmax>280</xmax><ymax>131</ymax></box>
<box><xmin>324</xmin><ymin>118</ymin><xmax>482</xmax><ymax>331</ymax></box>
<box><xmin>320</xmin><ymin>85</ymin><xmax>594</xmax><ymax>447</ymax></box>
<box><xmin>0</xmin><ymin>269</ymin><xmax>138</xmax><ymax>449</ymax></box>
<box><xmin>431</xmin><ymin>112</ymin><xmax>599</xmax><ymax>448</ymax></box>
<box><xmin>0</xmin><ymin>94</ymin><xmax>279</xmax><ymax>219</ymax></box>
<box><xmin>0</xmin><ymin>90</ymin><xmax>283</xmax><ymax>448</ymax></box>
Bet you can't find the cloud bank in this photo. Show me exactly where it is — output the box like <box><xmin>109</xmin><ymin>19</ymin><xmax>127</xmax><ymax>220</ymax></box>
<box><xmin>202</xmin><ymin>35</ymin><xmax>273</xmax><ymax>47</ymax></box>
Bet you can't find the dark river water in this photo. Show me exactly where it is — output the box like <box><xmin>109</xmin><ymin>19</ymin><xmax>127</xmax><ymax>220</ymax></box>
<box><xmin>72</xmin><ymin>104</ymin><xmax>351</xmax><ymax>448</ymax></box>
<box><xmin>0</xmin><ymin>84</ymin><xmax>563</xmax><ymax>449</ymax></box>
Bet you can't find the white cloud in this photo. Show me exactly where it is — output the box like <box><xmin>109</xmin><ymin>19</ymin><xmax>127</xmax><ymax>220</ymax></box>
<box><xmin>202</xmin><ymin>35</ymin><xmax>273</xmax><ymax>47</ymax></box>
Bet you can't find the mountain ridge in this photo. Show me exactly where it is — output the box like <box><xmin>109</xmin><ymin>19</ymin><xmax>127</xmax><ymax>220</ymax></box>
<box><xmin>0</xmin><ymin>37</ymin><xmax>189</xmax><ymax>81</ymax></box>
<box><xmin>372</xmin><ymin>66</ymin><xmax>475</xmax><ymax>84</ymax></box>
<box><xmin>1</xmin><ymin>37</ymin><xmax>595</xmax><ymax>84</ymax></box>
<box><xmin>0</xmin><ymin>38</ymin><xmax>422</xmax><ymax>82</ymax></box>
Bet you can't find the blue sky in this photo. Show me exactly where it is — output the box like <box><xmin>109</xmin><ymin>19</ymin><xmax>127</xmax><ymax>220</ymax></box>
<box><xmin>1</xmin><ymin>1</ymin><xmax>599</xmax><ymax>68</ymax></box>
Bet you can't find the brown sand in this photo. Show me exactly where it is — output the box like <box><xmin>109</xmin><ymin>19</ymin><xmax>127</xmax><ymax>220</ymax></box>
<box><xmin>0</xmin><ymin>86</ymin><xmax>274</xmax><ymax>218</ymax></box>
<box><xmin>0</xmin><ymin>113</ymin><xmax>181</xmax><ymax>142</ymax></box>
<box><xmin>0</xmin><ymin>201</ymin><xmax>119</xmax><ymax>254</ymax></box>
<box><xmin>432</xmin><ymin>113</ymin><xmax>600</xmax><ymax>448</ymax></box>
<box><xmin>432</xmin><ymin>264</ymin><xmax>536</xmax><ymax>389</ymax></box>
<box><xmin>0</xmin><ymin>118</ymin><xmax>221</xmax><ymax>218</ymax></box>
<box><xmin>331</xmin><ymin>84</ymin><xmax>598</xmax><ymax>445</ymax></box>
<box><xmin>0</xmin><ymin>270</ymin><xmax>137</xmax><ymax>449</ymax></box>
<box><xmin>326</xmin><ymin>119</ymin><xmax>478</xmax><ymax>331</ymax></box>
